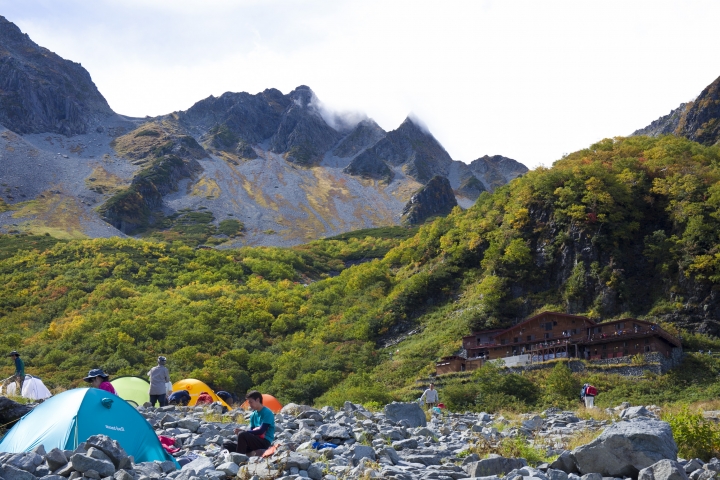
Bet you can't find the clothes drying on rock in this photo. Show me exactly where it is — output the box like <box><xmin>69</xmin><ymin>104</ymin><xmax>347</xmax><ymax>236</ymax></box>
<box><xmin>20</xmin><ymin>375</ymin><xmax>52</xmax><ymax>400</ymax></box>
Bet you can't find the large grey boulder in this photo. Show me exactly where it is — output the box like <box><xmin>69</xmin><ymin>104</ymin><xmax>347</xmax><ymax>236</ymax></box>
<box><xmin>70</xmin><ymin>454</ymin><xmax>115</xmax><ymax>478</ymax></box>
<box><xmin>85</xmin><ymin>435</ymin><xmax>131</xmax><ymax>470</ymax></box>
<box><xmin>572</xmin><ymin>419</ymin><xmax>678</xmax><ymax>478</ymax></box>
<box><xmin>639</xmin><ymin>460</ymin><xmax>689</xmax><ymax>480</ymax></box>
<box><xmin>46</xmin><ymin>449</ymin><xmax>69</xmax><ymax>471</ymax></box>
<box><xmin>181</xmin><ymin>455</ymin><xmax>215</xmax><ymax>475</ymax></box>
<box><xmin>133</xmin><ymin>462</ymin><xmax>163</xmax><ymax>479</ymax></box>
<box><xmin>620</xmin><ymin>406</ymin><xmax>657</xmax><ymax>421</ymax></box>
<box><xmin>464</xmin><ymin>455</ymin><xmax>528</xmax><ymax>477</ymax></box>
<box><xmin>350</xmin><ymin>445</ymin><xmax>376</xmax><ymax>465</ymax></box>
<box><xmin>0</xmin><ymin>464</ymin><xmax>38</xmax><ymax>480</ymax></box>
<box><xmin>6</xmin><ymin>452</ymin><xmax>43</xmax><ymax>473</ymax></box>
<box><xmin>384</xmin><ymin>402</ymin><xmax>427</xmax><ymax>428</ymax></box>
<box><xmin>551</xmin><ymin>451</ymin><xmax>579</xmax><ymax>474</ymax></box>
<box><xmin>317</xmin><ymin>423</ymin><xmax>353</xmax><ymax>439</ymax></box>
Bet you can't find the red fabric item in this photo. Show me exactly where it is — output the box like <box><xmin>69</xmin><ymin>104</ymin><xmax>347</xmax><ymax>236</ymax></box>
<box><xmin>261</xmin><ymin>444</ymin><xmax>278</xmax><ymax>458</ymax></box>
<box><xmin>197</xmin><ymin>392</ymin><xmax>213</xmax><ymax>405</ymax></box>
<box><xmin>586</xmin><ymin>385</ymin><xmax>598</xmax><ymax>396</ymax></box>
<box><xmin>158</xmin><ymin>435</ymin><xmax>180</xmax><ymax>454</ymax></box>
<box><xmin>437</xmin><ymin>403</ymin><xmax>445</xmax><ymax>409</ymax></box>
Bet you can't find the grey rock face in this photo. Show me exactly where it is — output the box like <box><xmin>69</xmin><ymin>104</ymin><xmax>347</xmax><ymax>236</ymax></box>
<box><xmin>620</xmin><ymin>406</ymin><xmax>656</xmax><ymax>420</ymax></box>
<box><xmin>85</xmin><ymin>435</ymin><xmax>131</xmax><ymax>470</ymax></box>
<box><xmin>180</xmin><ymin>456</ymin><xmax>214</xmax><ymax>476</ymax></box>
<box><xmin>0</xmin><ymin>397</ymin><xmax>32</xmax><ymax>425</ymax></box>
<box><xmin>638</xmin><ymin>460</ymin><xmax>689</xmax><ymax>480</ymax></box>
<box><xmin>333</xmin><ymin>119</ymin><xmax>386</xmax><ymax>158</ymax></box>
<box><xmin>467</xmin><ymin>154</ymin><xmax>528</xmax><ymax>192</ymax></box>
<box><xmin>45</xmin><ymin>449</ymin><xmax>69</xmax><ymax>471</ymax></box>
<box><xmin>401</xmin><ymin>175</ymin><xmax>458</xmax><ymax>225</ymax></box>
<box><xmin>0</xmin><ymin>464</ymin><xmax>38</xmax><ymax>480</ymax></box>
<box><xmin>464</xmin><ymin>456</ymin><xmax>528</xmax><ymax>477</ymax></box>
<box><xmin>70</xmin><ymin>454</ymin><xmax>115</xmax><ymax>478</ymax></box>
<box><xmin>0</xmin><ymin>16</ymin><xmax>114</xmax><ymax>135</ymax></box>
<box><xmin>343</xmin><ymin>148</ymin><xmax>394</xmax><ymax>183</ymax></box>
<box><xmin>550</xmin><ymin>450</ymin><xmax>579</xmax><ymax>474</ymax></box>
<box><xmin>572</xmin><ymin>419</ymin><xmax>678</xmax><ymax>477</ymax></box>
<box><xmin>317</xmin><ymin>423</ymin><xmax>352</xmax><ymax>440</ymax></box>
<box><xmin>384</xmin><ymin>402</ymin><xmax>427</xmax><ymax>428</ymax></box>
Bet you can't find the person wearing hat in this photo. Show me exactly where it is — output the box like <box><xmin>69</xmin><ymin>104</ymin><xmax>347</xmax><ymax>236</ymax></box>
<box><xmin>5</xmin><ymin>351</ymin><xmax>25</xmax><ymax>393</ymax></box>
<box><xmin>84</xmin><ymin>369</ymin><xmax>116</xmax><ymax>394</ymax></box>
<box><xmin>147</xmin><ymin>356</ymin><xmax>171</xmax><ymax>407</ymax></box>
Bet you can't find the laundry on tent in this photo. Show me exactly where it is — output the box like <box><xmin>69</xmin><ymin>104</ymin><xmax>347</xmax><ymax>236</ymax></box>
<box><xmin>21</xmin><ymin>375</ymin><xmax>52</xmax><ymax>400</ymax></box>
<box><xmin>0</xmin><ymin>388</ymin><xmax>178</xmax><ymax>466</ymax></box>
<box><xmin>111</xmin><ymin>376</ymin><xmax>151</xmax><ymax>406</ymax></box>
<box><xmin>171</xmin><ymin>379</ymin><xmax>231</xmax><ymax>409</ymax></box>
<box><xmin>239</xmin><ymin>393</ymin><xmax>283</xmax><ymax>413</ymax></box>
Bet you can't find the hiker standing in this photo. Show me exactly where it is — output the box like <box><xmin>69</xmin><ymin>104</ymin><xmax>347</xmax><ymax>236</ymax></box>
<box><xmin>234</xmin><ymin>390</ymin><xmax>275</xmax><ymax>456</ymax></box>
<box><xmin>5</xmin><ymin>351</ymin><xmax>25</xmax><ymax>393</ymax></box>
<box><xmin>581</xmin><ymin>383</ymin><xmax>597</xmax><ymax>408</ymax></box>
<box><xmin>420</xmin><ymin>383</ymin><xmax>439</xmax><ymax>409</ymax></box>
<box><xmin>148</xmin><ymin>356</ymin><xmax>171</xmax><ymax>407</ymax></box>
<box><xmin>84</xmin><ymin>369</ymin><xmax>116</xmax><ymax>394</ymax></box>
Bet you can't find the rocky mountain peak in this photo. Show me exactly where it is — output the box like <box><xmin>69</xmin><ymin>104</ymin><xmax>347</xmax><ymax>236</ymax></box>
<box><xmin>0</xmin><ymin>16</ymin><xmax>114</xmax><ymax>135</ymax></box>
<box><xmin>287</xmin><ymin>85</ymin><xmax>315</xmax><ymax>109</ymax></box>
<box><xmin>634</xmin><ymin>74</ymin><xmax>720</xmax><ymax>146</ymax></box>
<box><xmin>401</xmin><ymin>175</ymin><xmax>457</xmax><ymax>225</ymax></box>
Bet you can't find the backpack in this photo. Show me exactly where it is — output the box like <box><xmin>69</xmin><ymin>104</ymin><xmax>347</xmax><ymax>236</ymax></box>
<box><xmin>585</xmin><ymin>385</ymin><xmax>598</xmax><ymax>396</ymax></box>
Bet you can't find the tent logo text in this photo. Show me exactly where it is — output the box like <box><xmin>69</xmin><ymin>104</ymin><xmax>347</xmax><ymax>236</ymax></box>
<box><xmin>105</xmin><ymin>425</ymin><xmax>125</xmax><ymax>431</ymax></box>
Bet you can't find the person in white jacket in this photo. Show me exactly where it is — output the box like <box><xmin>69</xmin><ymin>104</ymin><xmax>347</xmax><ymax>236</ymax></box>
<box><xmin>420</xmin><ymin>383</ymin><xmax>439</xmax><ymax>409</ymax></box>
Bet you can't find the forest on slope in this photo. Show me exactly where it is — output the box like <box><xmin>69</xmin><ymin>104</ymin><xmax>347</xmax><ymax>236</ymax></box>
<box><xmin>2</xmin><ymin>134</ymin><xmax>720</xmax><ymax>406</ymax></box>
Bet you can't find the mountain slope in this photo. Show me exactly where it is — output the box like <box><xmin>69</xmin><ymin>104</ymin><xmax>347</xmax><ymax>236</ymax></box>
<box><xmin>0</xmin><ymin>15</ymin><xmax>114</xmax><ymax>135</ymax></box>
<box><xmin>634</xmin><ymin>75</ymin><xmax>720</xmax><ymax>146</ymax></box>
<box><xmin>2</xmin><ymin>135</ymin><xmax>719</xmax><ymax>405</ymax></box>
<box><xmin>0</xmin><ymin>15</ymin><xmax>527</xmax><ymax>246</ymax></box>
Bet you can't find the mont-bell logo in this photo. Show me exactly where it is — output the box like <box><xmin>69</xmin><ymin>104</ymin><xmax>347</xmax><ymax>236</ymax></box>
<box><xmin>105</xmin><ymin>425</ymin><xmax>125</xmax><ymax>431</ymax></box>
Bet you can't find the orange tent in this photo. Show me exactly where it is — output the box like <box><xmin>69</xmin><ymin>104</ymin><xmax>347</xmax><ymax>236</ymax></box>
<box><xmin>240</xmin><ymin>394</ymin><xmax>283</xmax><ymax>413</ymax></box>
<box><xmin>171</xmin><ymin>379</ymin><xmax>231</xmax><ymax>409</ymax></box>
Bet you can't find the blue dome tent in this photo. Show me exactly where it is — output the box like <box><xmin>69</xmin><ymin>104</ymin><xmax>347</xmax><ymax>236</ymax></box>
<box><xmin>0</xmin><ymin>388</ymin><xmax>177</xmax><ymax>466</ymax></box>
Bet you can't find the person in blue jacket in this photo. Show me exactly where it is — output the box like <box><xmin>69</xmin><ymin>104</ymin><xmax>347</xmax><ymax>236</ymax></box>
<box><xmin>234</xmin><ymin>390</ymin><xmax>275</xmax><ymax>455</ymax></box>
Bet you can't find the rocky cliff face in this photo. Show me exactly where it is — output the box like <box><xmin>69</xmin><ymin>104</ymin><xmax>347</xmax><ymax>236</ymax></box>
<box><xmin>468</xmin><ymin>155</ymin><xmax>529</xmax><ymax>192</ymax></box>
<box><xmin>0</xmin><ymin>16</ymin><xmax>114</xmax><ymax>135</ymax></box>
<box><xmin>634</xmin><ymin>75</ymin><xmax>720</xmax><ymax>146</ymax></box>
<box><xmin>0</xmin><ymin>15</ymin><xmax>528</xmax><ymax>245</ymax></box>
<box><xmin>401</xmin><ymin>175</ymin><xmax>458</xmax><ymax>225</ymax></box>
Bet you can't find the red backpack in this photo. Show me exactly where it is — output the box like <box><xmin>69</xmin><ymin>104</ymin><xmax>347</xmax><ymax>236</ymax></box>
<box><xmin>586</xmin><ymin>385</ymin><xmax>598</xmax><ymax>396</ymax></box>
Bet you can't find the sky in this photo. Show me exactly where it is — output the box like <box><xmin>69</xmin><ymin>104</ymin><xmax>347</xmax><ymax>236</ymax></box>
<box><xmin>1</xmin><ymin>0</ymin><xmax>719</xmax><ymax>169</ymax></box>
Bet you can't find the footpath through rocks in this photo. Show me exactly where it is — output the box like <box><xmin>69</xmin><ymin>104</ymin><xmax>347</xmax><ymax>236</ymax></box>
<box><xmin>0</xmin><ymin>400</ymin><xmax>717</xmax><ymax>480</ymax></box>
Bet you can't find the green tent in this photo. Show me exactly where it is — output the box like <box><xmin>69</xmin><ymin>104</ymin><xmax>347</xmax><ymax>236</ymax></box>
<box><xmin>111</xmin><ymin>376</ymin><xmax>150</xmax><ymax>407</ymax></box>
<box><xmin>0</xmin><ymin>388</ymin><xmax>177</xmax><ymax>466</ymax></box>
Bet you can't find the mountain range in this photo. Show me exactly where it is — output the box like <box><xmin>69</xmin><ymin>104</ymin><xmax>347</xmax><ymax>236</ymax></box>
<box><xmin>0</xmin><ymin>16</ymin><xmax>527</xmax><ymax>246</ymax></box>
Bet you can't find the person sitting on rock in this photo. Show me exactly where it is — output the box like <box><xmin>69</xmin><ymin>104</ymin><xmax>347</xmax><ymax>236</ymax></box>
<box><xmin>234</xmin><ymin>390</ymin><xmax>275</xmax><ymax>456</ymax></box>
<box><xmin>84</xmin><ymin>369</ymin><xmax>116</xmax><ymax>394</ymax></box>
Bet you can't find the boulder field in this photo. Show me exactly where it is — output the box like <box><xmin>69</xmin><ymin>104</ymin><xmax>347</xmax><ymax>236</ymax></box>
<box><xmin>0</xmin><ymin>400</ymin><xmax>714</xmax><ymax>480</ymax></box>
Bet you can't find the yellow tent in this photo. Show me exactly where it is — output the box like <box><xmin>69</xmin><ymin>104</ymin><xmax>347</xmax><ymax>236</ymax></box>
<box><xmin>171</xmin><ymin>379</ymin><xmax>231</xmax><ymax>409</ymax></box>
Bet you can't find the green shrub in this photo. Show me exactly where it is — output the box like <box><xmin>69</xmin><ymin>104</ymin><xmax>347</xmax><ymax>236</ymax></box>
<box><xmin>662</xmin><ymin>406</ymin><xmax>720</xmax><ymax>461</ymax></box>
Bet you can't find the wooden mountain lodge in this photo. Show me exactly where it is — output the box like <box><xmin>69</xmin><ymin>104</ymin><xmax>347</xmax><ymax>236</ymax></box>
<box><xmin>435</xmin><ymin>311</ymin><xmax>682</xmax><ymax>374</ymax></box>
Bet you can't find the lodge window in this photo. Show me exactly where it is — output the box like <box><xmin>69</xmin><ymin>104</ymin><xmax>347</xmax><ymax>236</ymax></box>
<box><xmin>501</xmin><ymin>339</ymin><xmax>506</xmax><ymax>345</ymax></box>
<box><xmin>645</xmin><ymin>339</ymin><xmax>650</xmax><ymax>344</ymax></box>
<box><xmin>602</xmin><ymin>344</ymin><xmax>607</xmax><ymax>350</ymax></box>
<box><xmin>513</xmin><ymin>337</ymin><xmax>519</xmax><ymax>343</ymax></box>
<box><xmin>544</xmin><ymin>333</ymin><xmax>552</xmax><ymax>339</ymax></box>
<box><xmin>617</xmin><ymin>323</ymin><xmax>624</xmax><ymax>330</ymax></box>
<box><xmin>623</xmin><ymin>342</ymin><xmax>628</xmax><ymax>347</ymax></box>
<box><xmin>545</xmin><ymin>323</ymin><xmax>553</xmax><ymax>331</ymax></box>
<box><xmin>527</xmin><ymin>335</ymin><xmax>533</xmax><ymax>341</ymax></box>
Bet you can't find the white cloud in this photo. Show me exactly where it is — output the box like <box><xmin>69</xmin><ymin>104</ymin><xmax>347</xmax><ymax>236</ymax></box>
<box><xmin>0</xmin><ymin>0</ymin><xmax>719</xmax><ymax>168</ymax></box>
